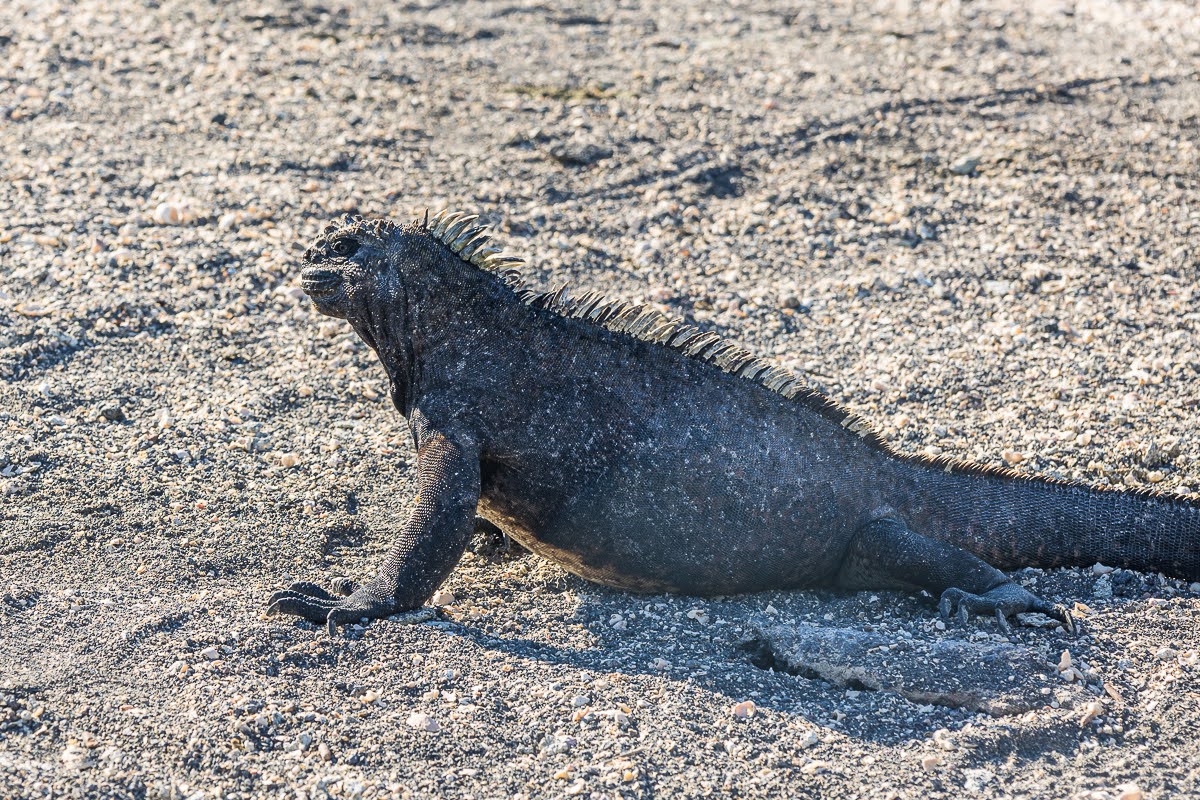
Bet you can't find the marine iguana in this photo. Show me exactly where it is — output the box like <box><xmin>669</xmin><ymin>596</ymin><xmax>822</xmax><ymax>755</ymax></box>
<box><xmin>268</xmin><ymin>211</ymin><xmax>1200</xmax><ymax>635</ymax></box>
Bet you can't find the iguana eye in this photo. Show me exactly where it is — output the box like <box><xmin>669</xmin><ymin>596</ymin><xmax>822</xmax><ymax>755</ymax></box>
<box><xmin>330</xmin><ymin>237</ymin><xmax>359</xmax><ymax>258</ymax></box>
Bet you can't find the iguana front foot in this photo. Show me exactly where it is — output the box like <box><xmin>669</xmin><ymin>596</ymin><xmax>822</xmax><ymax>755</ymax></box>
<box><xmin>938</xmin><ymin>583</ymin><xmax>1075</xmax><ymax>635</ymax></box>
<box><xmin>267</xmin><ymin>579</ymin><xmax>398</xmax><ymax>635</ymax></box>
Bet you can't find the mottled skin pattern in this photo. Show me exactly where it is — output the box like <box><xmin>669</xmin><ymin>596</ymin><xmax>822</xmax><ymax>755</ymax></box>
<box><xmin>267</xmin><ymin>214</ymin><xmax>1200</xmax><ymax>635</ymax></box>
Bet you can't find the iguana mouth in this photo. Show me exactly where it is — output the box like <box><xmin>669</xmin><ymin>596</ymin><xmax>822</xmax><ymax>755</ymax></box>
<box><xmin>301</xmin><ymin>268</ymin><xmax>343</xmax><ymax>299</ymax></box>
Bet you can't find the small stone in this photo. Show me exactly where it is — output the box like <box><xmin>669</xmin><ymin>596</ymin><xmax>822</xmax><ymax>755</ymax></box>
<box><xmin>1155</xmin><ymin>647</ymin><xmax>1179</xmax><ymax>661</ymax></box>
<box><xmin>920</xmin><ymin>754</ymin><xmax>942</xmax><ymax>771</ymax></box>
<box><xmin>1091</xmin><ymin>563</ymin><xmax>1115</xmax><ymax>575</ymax></box>
<box><xmin>278</xmin><ymin>452</ymin><xmax>301</xmax><ymax>468</ymax></box>
<box><xmin>430</xmin><ymin>590</ymin><xmax>456</xmax><ymax>606</ymax></box>
<box><xmin>153</xmin><ymin>201</ymin><xmax>194</xmax><ymax>225</ymax></box>
<box><xmin>949</xmin><ymin>155</ymin><xmax>979</xmax><ymax>175</ymax></box>
<box><xmin>318</xmin><ymin>742</ymin><xmax>332</xmax><ymax>762</ymax></box>
<box><xmin>732</xmin><ymin>700</ymin><xmax>756</xmax><ymax>719</ymax></box>
<box><xmin>1079</xmin><ymin>700</ymin><xmax>1103</xmax><ymax>726</ymax></box>
<box><xmin>61</xmin><ymin>745</ymin><xmax>90</xmax><ymax>768</ymax></box>
<box><xmin>570</xmin><ymin>695</ymin><xmax>590</xmax><ymax>708</ymax></box>
<box><xmin>14</xmin><ymin>302</ymin><xmax>56</xmax><ymax>318</ymax></box>
<box><xmin>199</xmin><ymin>646</ymin><xmax>220</xmax><ymax>661</ymax></box>
<box><xmin>1002</xmin><ymin>450</ymin><xmax>1024</xmax><ymax>465</ymax></box>
<box><xmin>361</xmin><ymin>690</ymin><xmax>380</xmax><ymax>704</ymax></box>
<box><xmin>1116</xmin><ymin>784</ymin><xmax>1143</xmax><ymax>800</ymax></box>
<box><xmin>1057</xmin><ymin>650</ymin><xmax>1072</xmax><ymax>673</ymax></box>
<box><xmin>99</xmin><ymin>404</ymin><xmax>126</xmax><ymax>422</ymax></box>
<box><xmin>932</xmin><ymin>729</ymin><xmax>957</xmax><ymax>751</ymax></box>
<box><xmin>798</xmin><ymin>730</ymin><xmax>820</xmax><ymax>749</ymax></box>
<box><xmin>406</xmin><ymin>712</ymin><xmax>440</xmax><ymax>732</ymax></box>
<box><xmin>800</xmin><ymin>760</ymin><xmax>829</xmax><ymax>775</ymax></box>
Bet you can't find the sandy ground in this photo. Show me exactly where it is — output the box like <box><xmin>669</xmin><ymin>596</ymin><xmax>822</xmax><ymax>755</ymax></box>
<box><xmin>2</xmin><ymin>0</ymin><xmax>1199</xmax><ymax>798</ymax></box>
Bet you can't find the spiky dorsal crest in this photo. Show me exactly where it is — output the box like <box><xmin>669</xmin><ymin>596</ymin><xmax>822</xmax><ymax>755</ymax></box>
<box><xmin>415</xmin><ymin>208</ymin><xmax>892</xmax><ymax>448</ymax></box>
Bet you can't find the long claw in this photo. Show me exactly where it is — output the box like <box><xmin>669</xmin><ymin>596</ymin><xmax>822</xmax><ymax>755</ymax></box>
<box><xmin>995</xmin><ymin>608</ymin><xmax>1012</xmax><ymax>635</ymax></box>
<box><xmin>1055</xmin><ymin>604</ymin><xmax>1077</xmax><ymax>635</ymax></box>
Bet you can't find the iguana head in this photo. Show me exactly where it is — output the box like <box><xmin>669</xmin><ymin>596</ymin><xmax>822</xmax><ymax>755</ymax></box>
<box><xmin>300</xmin><ymin>216</ymin><xmax>404</xmax><ymax>321</ymax></box>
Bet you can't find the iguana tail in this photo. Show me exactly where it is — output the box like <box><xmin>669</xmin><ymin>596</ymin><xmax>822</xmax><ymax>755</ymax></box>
<box><xmin>896</xmin><ymin>462</ymin><xmax>1200</xmax><ymax>581</ymax></box>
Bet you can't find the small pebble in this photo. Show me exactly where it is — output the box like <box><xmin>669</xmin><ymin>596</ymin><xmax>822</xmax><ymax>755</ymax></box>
<box><xmin>1155</xmin><ymin>647</ymin><xmax>1179</xmax><ymax>661</ymax></box>
<box><xmin>152</xmin><ymin>201</ymin><xmax>194</xmax><ymax>225</ymax></box>
<box><xmin>949</xmin><ymin>155</ymin><xmax>979</xmax><ymax>175</ymax></box>
<box><xmin>732</xmin><ymin>700</ymin><xmax>756</xmax><ymax>719</ymax></box>
<box><xmin>430</xmin><ymin>590</ymin><xmax>456</xmax><ymax>606</ymax></box>
<box><xmin>1116</xmin><ymin>784</ymin><xmax>1144</xmax><ymax>800</ymax></box>
<box><xmin>406</xmin><ymin>712</ymin><xmax>440</xmax><ymax>733</ymax></box>
<box><xmin>1079</xmin><ymin>700</ymin><xmax>1103</xmax><ymax>726</ymax></box>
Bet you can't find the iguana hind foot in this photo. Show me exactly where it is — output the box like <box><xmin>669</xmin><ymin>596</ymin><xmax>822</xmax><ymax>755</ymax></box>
<box><xmin>267</xmin><ymin>580</ymin><xmax>396</xmax><ymax>635</ymax></box>
<box><xmin>939</xmin><ymin>584</ymin><xmax>1075</xmax><ymax>635</ymax></box>
<box><xmin>837</xmin><ymin>517</ymin><xmax>1075</xmax><ymax>635</ymax></box>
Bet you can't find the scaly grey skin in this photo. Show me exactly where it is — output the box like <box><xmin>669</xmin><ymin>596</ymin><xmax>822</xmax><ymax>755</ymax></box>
<box><xmin>267</xmin><ymin>212</ymin><xmax>1200</xmax><ymax>636</ymax></box>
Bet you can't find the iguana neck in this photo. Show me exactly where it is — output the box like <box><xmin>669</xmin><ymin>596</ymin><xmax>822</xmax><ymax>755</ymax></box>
<box><xmin>351</xmin><ymin>283</ymin><xmax>416</xmax><ymax>417</ymax></box>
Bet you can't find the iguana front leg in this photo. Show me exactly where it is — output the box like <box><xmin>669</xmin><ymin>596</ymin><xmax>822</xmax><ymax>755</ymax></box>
<box><xmin>268</xmin><ymin>430</ymin><xmax>480</xmax><ymax>635</ymax></box>
<box><xmin>835</xmin><ymin>517</ymin><xmax>1074</xmax><ymax>634</ymax></box>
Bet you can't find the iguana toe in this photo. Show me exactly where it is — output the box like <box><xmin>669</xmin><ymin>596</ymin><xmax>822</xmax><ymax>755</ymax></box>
<box><xmin>266</xmin><ymin>592</ymin><xmax>342</xmax><ymax>622</ymax></box>
<box><xmin>269</xmin><ymin>581</ymin><xmax>342</xmax><ymax>604</ymax></box>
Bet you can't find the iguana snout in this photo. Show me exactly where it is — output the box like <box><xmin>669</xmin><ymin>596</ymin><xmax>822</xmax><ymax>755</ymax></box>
<box><xmin>300</xmin><ymin>268</ymin><xmax>343</xmax><ymax>299</ymax></box>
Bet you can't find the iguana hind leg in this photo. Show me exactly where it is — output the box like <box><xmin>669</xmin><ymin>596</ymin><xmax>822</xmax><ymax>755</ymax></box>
<box><xmin>835</xmin><ymin>517</ymin><xmax>1074</xmax><ymax>633</ymax></box>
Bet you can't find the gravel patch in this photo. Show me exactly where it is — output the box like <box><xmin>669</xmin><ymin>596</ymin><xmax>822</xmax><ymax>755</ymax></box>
<box><xmin>2</xmin><ymin>0</ymin><xmax>1198</xmax><ymax>798</ymax></box>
